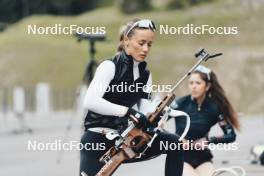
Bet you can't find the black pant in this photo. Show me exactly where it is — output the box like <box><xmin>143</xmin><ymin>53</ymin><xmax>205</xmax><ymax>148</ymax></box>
<box><xmin>184</xmin><ymin>149</ymin><xmax>213</xmax><ymax>168</ymax></box>
<box><xmin>80</xmin><ymin>130</ymin><xmax>184</xmax><ymax>176</ymax></box>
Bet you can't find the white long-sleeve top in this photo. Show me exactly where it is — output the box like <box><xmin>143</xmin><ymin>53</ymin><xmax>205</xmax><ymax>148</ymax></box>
<box><xmin>83</xmin><ymin>59</ymin><xmax>152</xmax><ymax>117</ymax></box>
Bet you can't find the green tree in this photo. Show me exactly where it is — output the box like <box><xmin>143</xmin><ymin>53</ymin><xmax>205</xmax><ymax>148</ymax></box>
<box><xmin>117</xmin><ymin>0</ymin><xmax>152</xmax><ymax>14</ymax></box>
<box><xmin>167</xmin><ymin>0</ymin><xmax>189</xmax><ymax>9</ymax></box>
<box><xmin>167</xmin><ymin>0</ymin><xmax>214</xmax><ymax>10</ymax></box>
<box><xmin>0</xmin><ymin>0</ymin><xmax>113</xmax><ymax>24</ymax></box>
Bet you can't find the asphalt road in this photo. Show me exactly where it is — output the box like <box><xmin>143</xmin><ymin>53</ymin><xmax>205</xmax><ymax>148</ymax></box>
<box><xmin>0</xmin><ymin>112</ymin><xmax>263</xmax><ymax>176</ymax></box>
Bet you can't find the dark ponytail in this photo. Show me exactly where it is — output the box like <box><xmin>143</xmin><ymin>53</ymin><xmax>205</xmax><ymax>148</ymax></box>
<box><xmin>193</xmin><ymin>70</ymin><xmax>240</xmax><ymax>130</ymax></box>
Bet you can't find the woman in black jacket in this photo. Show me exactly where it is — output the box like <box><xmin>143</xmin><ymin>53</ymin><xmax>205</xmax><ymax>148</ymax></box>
<box><xmin>80</xmin><ymin>19</ymin><xmax>184</xmax><ymax>176</ymax></box>
<box><xmin>170</xmin><ymin>65</ymin><xmax>240</xmax><ymax>176</ymax></box>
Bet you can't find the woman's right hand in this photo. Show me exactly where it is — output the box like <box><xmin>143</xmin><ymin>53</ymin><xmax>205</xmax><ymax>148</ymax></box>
<box><xmin>126</xmin><ymin>108</ymin><xmax>151</xmax><ymax>129</ymax></box>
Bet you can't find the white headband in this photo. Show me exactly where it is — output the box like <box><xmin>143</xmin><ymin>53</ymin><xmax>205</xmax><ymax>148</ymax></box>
<box><xmin>195</xmin><ymin>65</ymin><xmax>211</xmax><ymax>80</ymax></box>
<box><xmin>125</xmin><ymin>19</ymin><xmax>156</xmax><ymax>37</ymax></box>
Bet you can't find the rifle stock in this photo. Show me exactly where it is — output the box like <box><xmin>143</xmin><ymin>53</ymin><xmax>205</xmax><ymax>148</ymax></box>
<box><xmin>96</xmin><ymin>93</ymin><xmax>175</xmax><ymax>176</ymax></box>
<box><xmin>96</xmin><ymin>128</ymin><xmax>152</xmax><ymax>176</ymax></box>
<box><xmin>96</xmin><ymin>149</ymin><xmax>127</xmax><ymax>176</ymax></box>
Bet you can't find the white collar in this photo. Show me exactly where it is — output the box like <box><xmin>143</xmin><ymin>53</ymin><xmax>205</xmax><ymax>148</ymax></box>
<box><xmin>133</xmin><ymin>60</ymin><xmax>140</xmax><ymax>67</ymax></box>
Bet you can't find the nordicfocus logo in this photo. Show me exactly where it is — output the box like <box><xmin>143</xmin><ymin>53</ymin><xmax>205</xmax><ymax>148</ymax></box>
<box><xmin>27</xmin><ymin>23</ymin><xmax>106</xmax><ymax>35</ymax></box>
<box><xmin>93</xmin><ymin>82</ymin><xmax>172</xmax><ymax>93</ymax></box>
<box><xmin>160</xmin><ymin>24</ymin><xmax>238</xmax><ymax>35</ymax></box>
<box><xmin>27</xmin><ymin>140</ymin><xmax>106</xmax><ymax>151</ymax></box>
<box><xmin>160</xmin><ymin>141</ymin><xmax>239</xmax><ymax>151</ymax></box>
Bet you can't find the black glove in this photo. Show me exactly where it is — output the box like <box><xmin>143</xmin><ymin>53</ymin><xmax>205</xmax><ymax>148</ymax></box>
<box><xmin>125</xmin><ymin>108</ymin><xmax>150</xmax><ymax>129</ymax></box>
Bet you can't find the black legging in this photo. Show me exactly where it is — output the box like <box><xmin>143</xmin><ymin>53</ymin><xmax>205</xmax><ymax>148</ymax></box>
<box><xmin>80</xmin><ymin>130</ymin><xmax>184</xmax><ymax>176</ymax></box>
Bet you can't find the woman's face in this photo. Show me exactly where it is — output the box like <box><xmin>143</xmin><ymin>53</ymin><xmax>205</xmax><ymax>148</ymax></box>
<box><xmin>188</xmin><ymin>73</ymin><xmax>210</xmax><ymax>100</ymax></box>
<box><xmin>124</xmin><ymin>29</ymin><xmax>155</xmax><ymax>62</ymax></box>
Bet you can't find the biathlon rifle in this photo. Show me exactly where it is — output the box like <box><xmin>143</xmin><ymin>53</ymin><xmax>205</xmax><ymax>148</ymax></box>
<box><xmin>96</xmin><ymin>48</ymin><xmax>222</xmax><ymax>176</ymax></box>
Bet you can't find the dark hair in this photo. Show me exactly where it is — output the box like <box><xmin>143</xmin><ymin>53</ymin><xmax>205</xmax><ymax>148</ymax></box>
<box><xmin>117</xmin><ymin>18</ymin><xmax>141</xmax><ymax>52</ymax></box>
<box><xmin>193</xmin><ymin>70</ymin><xmax>240</xmax><ymax>130</ymax></box>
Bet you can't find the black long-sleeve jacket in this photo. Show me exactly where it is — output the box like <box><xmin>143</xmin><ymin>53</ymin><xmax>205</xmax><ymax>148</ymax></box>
<box><xmin>170</xmin><ymin>95</ymin><xmax>236</xmax><ymax>144</ymax></box>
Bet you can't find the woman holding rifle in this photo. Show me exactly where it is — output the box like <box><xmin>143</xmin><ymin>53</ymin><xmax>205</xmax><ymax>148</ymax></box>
<box><xmin>80</xmin><ymin>19</ymin><xmax>184</xmax><ymax>176</ymax></box>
